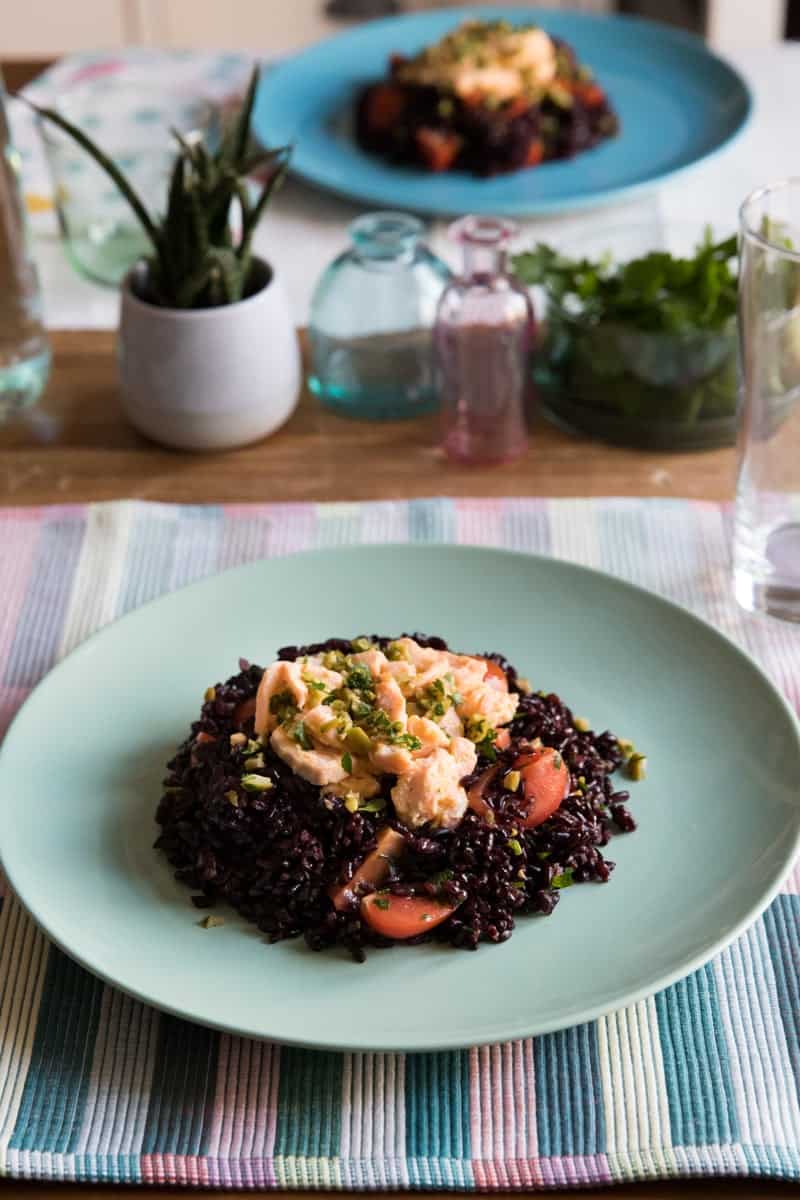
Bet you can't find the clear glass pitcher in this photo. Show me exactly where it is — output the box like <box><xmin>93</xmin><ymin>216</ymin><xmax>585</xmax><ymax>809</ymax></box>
<box><xmin>0</xmin><ymin>74</ymin><xmax>50</xmax><ymax>420</ymax></box>
<box><xmin>308</xmin><ymin>211</ymin><xmax>450</xmax><ymax>420</ymax></box>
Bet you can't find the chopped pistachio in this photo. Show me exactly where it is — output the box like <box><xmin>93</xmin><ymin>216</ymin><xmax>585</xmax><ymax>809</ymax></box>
<box><xmin>358</xmin><ymin>797</ymin><xmax>387</xmax><ymax>814</ymax></box>
<box><xmin>204</xmin><ymin>686</ymin><xmax>216</xmax><ymax>702</ymax></box>
<box><xmin>345</xmin><ymin>726</ymin><xmax>372</xmax><ymax>757</ymax></box>
<box><xmin>244</xmin><ymin>753</ymin><xmax>265</xmax><ymax>771</ymax></box>
<box><xmin>241</xmin><ymin>774</ymin><xmax>273</xmax><ymax>792</ymax></box>
<box><xmin>627</xmin><ymin>753</ymin><xmax>647</xmax><ymax>782</ymax></box>
<box><xmin>386</xmin><ymin>641</ymin><xmax>409</xmax><ymax>662</ymax></box>
<box><xmin>344</xmin><ymin>792</ymin><xmax>360</xmax><ymax>813</ymax></box>
<box><xmin>507</xmin><ymin>837</ymin><xmax>523</xmax><ymax>856</ymax></box>
<box><xmin>229</xmin><ymin>732</ymin><xmax>247</xmax><ymax>748</ymax></box>
<box><xmin>351</xmin><ymin>636</ymin><xmax>372</xmax><ymax>652</ymax></box>
<box><xmin>516</xmin><ymin>676</ymin><xmax>531</xmax><ymax>694</ymax></box>
<box><xmin>245</xmin><ymin>738</ymin><xmax>262</xmax><ymax>755</ymax></box>
<box><xmin>552</xmin><ymin>868</ymin><xmax>574</xmax><ymax>890</ymax></box>
<box><xmin>618</xmin><ymin>737</ymin><xmax>636</xmax><ymax>759</ymax></box>
<box><xmin>503</xmin><ymin>769</ymin><xmax>521</xmax><ymax>793</ymax></box>
<box><xmin>224</xmin><ymin>790</ymin><xmax>239</xmax><ymax>807</ymax></box>
<box><xmin>199</xmin><ymin>914</ymin><xmax>224</xmax><ymax>928</ymax></box>
<box><xmin>511</xmin><ymin>880</ymin><xmax>527</xmax><ymax>890</ymax></box>
<box><xmin>573</xmin><ymin>716</ymin><xmax>591</xmax><ymax>733</ymax></box>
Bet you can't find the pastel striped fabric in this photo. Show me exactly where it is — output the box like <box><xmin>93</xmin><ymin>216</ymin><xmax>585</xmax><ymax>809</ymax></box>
<box><xmin>1</xmin><ymin>497</ymin><xmax>799</xmax><ymax>1190</ymax></box>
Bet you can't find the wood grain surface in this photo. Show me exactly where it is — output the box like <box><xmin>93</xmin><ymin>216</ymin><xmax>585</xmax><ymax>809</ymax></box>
<box><xmin>0</xmin><ymin>331</ymin><xmax>737</xmax><ymax>505</ymax></box>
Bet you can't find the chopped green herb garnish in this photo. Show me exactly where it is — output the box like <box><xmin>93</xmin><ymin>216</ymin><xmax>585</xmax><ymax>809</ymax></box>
<box><xmin>341</xmin><ymin>751</ymin><xmax>353</xmax><ymax>774</ymax></box>
<box><xmin>373</xmin><ymin>896</ymin><xmax>391</xmax><ymax>911</ymax></box>
<box><xmin>552</xmin><ymin>869</ymin><xmax>574</xmax><ymax>889</ymax></box>
<box><xmin>292</xmin><ymin>721</ymin><xmax>312</xmax><ymax>750</ymax></box>
<box><xmin>269</xmin><ymin>690</ymin><xmax>297</xmax><ymax>723</ymax></box>
<box><xmin>346</xmin><ymin>663</ymin><xmax>374</xmax><ymax>694</ymax></box>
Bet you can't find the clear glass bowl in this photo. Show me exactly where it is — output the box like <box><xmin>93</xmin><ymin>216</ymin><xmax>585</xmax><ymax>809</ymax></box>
<box><xmin>533</xmin><ymin>223</ymin><xmax>740</xmax><ymax>450</ymax></box>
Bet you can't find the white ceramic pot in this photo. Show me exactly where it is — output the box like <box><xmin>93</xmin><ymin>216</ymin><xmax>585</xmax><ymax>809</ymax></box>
<box><xmin>118</xmin><ymin>257</ymin><xmax>300</xmax><ymax>451</ymax></box>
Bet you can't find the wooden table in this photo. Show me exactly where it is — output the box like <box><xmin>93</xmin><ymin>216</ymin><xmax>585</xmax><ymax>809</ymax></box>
<box><xmin>0</xmin><ymin>56</ymin><xmax>788</xmax><ymax>1200</ymax></box>
<box><xmin>0</xmin><ymin>331</ymin><xmax>737</xmax><ymax>505</ymax></box>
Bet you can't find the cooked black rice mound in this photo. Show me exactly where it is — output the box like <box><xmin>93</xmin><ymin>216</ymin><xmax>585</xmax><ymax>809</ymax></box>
<box><xmin>155</xmin><ymin>635</ymin><xmax>636</xmax><ymax>961</ymax></box>
<box><xmin>355</xmin><ymin>31</ymin><xmax>619</xmax><ymax>177</ymax></box>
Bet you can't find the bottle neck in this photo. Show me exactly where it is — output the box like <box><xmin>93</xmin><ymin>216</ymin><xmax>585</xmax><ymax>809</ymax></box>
<box><xmin>462</xmin><ymin>241</ymin><xmax>507</xmax><ymax>281</ymax></box>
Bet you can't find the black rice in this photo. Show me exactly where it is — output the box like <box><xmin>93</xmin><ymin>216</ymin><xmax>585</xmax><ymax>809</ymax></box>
<box><xmin>155</xmin><ymin>636</ymin><xmax>635</xmax><ymax>961</ymax></box>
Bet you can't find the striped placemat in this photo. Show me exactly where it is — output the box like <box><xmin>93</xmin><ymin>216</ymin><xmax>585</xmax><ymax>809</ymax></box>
<box><xmin>0</xmin><ymin>497</ymin><xmax>799</xmax><ymax>1190</ymax></box>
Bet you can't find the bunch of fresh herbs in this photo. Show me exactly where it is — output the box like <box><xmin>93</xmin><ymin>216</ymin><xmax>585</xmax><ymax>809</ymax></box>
<box><xmin>513</xmin><ymin>230</ymin><xmax>738</xmax><ymax>334</ymax></box>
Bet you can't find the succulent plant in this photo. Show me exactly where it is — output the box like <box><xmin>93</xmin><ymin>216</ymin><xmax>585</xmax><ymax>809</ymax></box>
<box><xmin>29</xmin><ymin>68</ymin><xmax>290</xmax><ymax>309</ymax></box>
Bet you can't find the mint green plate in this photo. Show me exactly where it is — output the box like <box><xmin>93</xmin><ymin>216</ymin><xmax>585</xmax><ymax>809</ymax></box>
<box><xmin>1</xmin><ymin>546</ymin><xmax>798</xmax><ymax>1051</ymax></box>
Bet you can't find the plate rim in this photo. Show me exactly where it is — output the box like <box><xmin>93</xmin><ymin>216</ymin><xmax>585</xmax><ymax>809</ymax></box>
<box><xmin>0</xmin><ymin>541</ymin><xmax>797</xmax><ymax>1051</ymax></box>
<box><xmin>253</xmin><ymin>5</ymin><xmax>753</xmax><ymax>217</ymax></box>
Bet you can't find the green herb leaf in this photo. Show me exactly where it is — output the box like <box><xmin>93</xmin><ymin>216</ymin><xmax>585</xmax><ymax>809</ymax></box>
<box><xmin>341</xmin><ymin>751</ymin><xmax>353</xmax><ymax>774</ymax></box>
<box><xmin>373</xmin><ymin>896</ymin><xmax>391</xmax><ymax>911</ymax></box>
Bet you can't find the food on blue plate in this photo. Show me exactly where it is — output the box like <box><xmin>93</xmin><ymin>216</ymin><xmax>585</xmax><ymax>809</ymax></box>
<box><xmin>156</xmin><ymin>635</ymin><xmax>639</xmax><ymax>960</ymax></box>
<box><xmin>355</xmin><ymin>20</ymin><xmax>618</xmax><ymax>176</ymax></box>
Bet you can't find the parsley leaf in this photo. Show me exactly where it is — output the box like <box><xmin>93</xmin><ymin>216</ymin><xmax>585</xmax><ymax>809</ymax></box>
<box><xmin>513</xmin><ymin>230</ymin><xmax>738</xmax><ymax>334</ymax></box>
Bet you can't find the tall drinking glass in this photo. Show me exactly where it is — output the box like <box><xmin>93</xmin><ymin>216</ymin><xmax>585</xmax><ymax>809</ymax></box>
<box><xmin>734</xmin><ymin>179</ymin><xmax>800</xmax><ymax>621</ymax></box>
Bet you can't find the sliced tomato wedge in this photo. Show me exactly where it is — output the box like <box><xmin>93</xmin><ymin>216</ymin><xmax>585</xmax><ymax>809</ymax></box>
<box><xmin>233</xmin><ymin>696</ymin><xmax>257</xmax><ymax>726</ymax></box>
<box><xmin>524</xmin><ymin>138</ymin><xmax>545</xmax><ymax>167</ymax></box>
<box><xmin>329</xmin><ymin>827</ymin><xmax>406</xmax><ymax>913</ymax></box>
<box><xmin>518</xmin><ymin>748</ymin><xmax>570</xmax><ymax>828</ymax></box>
<box><xmin>415</xmin><ymin>127</ymin><xmax>462</xmax><ymax>172</ymax></box>
<box><xmin>361</xmin><ymin>893</ymin><xmax>459</xmax><ymax>939</ymax></box>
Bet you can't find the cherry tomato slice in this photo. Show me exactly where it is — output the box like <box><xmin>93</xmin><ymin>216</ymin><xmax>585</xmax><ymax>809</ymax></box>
<box><xmin>518</xmin><ymin>748</ymin><xmax>570</xmax><ymax>828</ymax></box>
<box><xmin>361</xmin><ymin>893</ymin><xmax>458</xmax><ymax>939</ymax></box>
<box><xmin>329</xmin><ymin>827</ymin><xmax>406</xmax><ymax>912</ymax></box>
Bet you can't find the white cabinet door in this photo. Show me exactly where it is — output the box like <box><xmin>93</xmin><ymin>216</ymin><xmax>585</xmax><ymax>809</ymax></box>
<box><xmin>135</xmin><ymin>0</ymin><xmax>342</xmax><ymax>54</ymax></box>
<box><xmin>0</xmin><ymin>0</ymin><xmax>130</xmax><ymax>56</ymax></box>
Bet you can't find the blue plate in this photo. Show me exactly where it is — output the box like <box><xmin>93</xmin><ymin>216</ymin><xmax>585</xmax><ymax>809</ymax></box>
<box><xmin>253</xmin><ymin>6</ymin><xmax>751</xmax><ymax>217</ymax></box>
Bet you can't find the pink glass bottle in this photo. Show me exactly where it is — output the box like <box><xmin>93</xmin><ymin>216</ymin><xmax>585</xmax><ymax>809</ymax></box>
<box><xmin>435</xmin><ymin>216</ymin><xmax>534</xmax><ymax>465</ymax></box>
